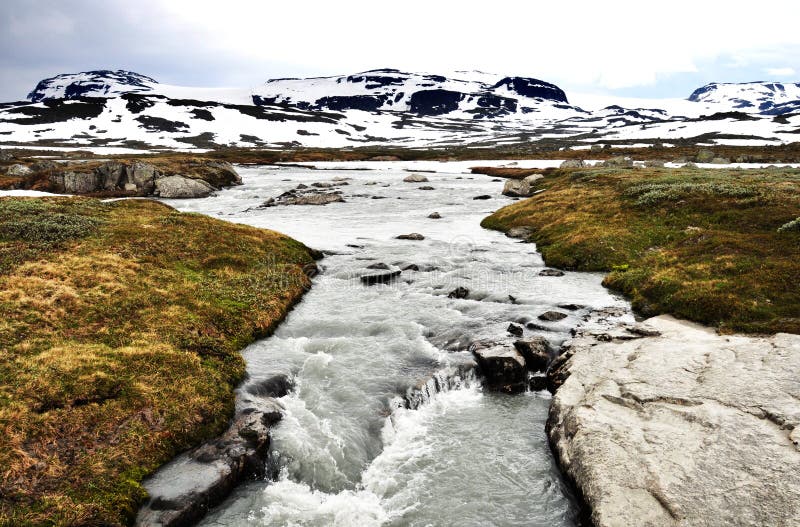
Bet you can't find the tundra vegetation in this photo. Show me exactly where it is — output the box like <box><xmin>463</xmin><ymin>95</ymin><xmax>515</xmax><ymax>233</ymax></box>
<box><xmin>0</xmin><ymin>197</ymin><xmax>317</xmax><ymax>525</ymax></box>
<box><xmin>482</xmin><ymin>166</ymin><xmax>800</xmax><ymax>334</ymax></box>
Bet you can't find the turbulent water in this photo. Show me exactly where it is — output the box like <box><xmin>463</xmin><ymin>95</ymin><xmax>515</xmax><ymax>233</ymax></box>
<box><xmin>161</xmin><ymin>161</ymin><xmax>632</xmax><ymax>527</ymax></box>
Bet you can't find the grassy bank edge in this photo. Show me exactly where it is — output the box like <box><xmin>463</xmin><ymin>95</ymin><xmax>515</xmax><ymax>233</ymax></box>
<box><xmin>480</xmin><ymin>167</ymin><xmax>800</xmax><ymax>334</ymax></box>
<box><xmin>0</xmin><ymin>197</ymin><xmax>320</xmax><ymax>526</ymax></box>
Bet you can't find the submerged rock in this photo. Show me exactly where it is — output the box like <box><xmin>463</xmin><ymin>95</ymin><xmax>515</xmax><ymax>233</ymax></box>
<box><xmin>548</xmin><ymin>315</ymin><xmax>800</xmax><ymax>527</ymax></box>
<box><xmin>447</xmin><ymin>286</ymin><xmax>470</xmax><ymax>299</ymax></box>
<box><xmin>473</xmin><ymin>194</ymin><xmax>491</xmax><ymax>200</ymax></box>
<box><xmin>396</xmin><ymin>233</ymin><xmax>425</xmax><ymax>240</ymax></box>
<box><xmin>539</xmin><ymin>269</ymin><xmax>564</xmax><ymax>277</ymax></box>
<box><xmin>360</xmin><ymin>269</ymin><xmax>401</xmax><ymax>285</ymax></box>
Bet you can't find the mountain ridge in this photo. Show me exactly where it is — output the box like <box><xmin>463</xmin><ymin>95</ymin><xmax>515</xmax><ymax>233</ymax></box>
<box><xmin>3</xmin><ymin>68</ymin><xmax>800</xmax><ymax>151</ymax></box>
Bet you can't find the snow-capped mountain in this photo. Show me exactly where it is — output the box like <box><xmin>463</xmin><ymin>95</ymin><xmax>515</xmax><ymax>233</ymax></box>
<box><xmin>252</xmin><ymin>69</ymin><xmax>571</xmax><ymax>118</ymax></box>
<box><xmin>2</xmin><ymin>69</ymin><xmax>800</xmax><ymax>152</ymax></box>
<box><xmin>27</xmin><ymin>70</ymin><xmax>158</xmax><ymax>102</ymax></box>
<box><xmin>688</xmin><ymin>81</ymin><xmax>800</xmax><ymax>115</ymax></box>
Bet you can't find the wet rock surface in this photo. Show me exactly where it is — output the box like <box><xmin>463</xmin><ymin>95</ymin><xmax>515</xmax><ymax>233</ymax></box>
<box><xmin>470</xmin><ymin>341</ymin><xmax>527</xmax><ymax>393</ymax></box>
<box><xmin>396</xmin><ymin>233</ymin><xmax>425</xmax><ymax>240</ymax></box>
<box><xmin>360</xmin><ymin>269</ymin><xmax>401</xmax><ymax>285</ymax></box>
<box><xmin>135</xmin><ymin>401</ymin><xmax>283</xmax><ymax>527</ymax></box>
<box><xmin>547</xmin><ymin>315</ymin><xmax>800</xmax><ymax>527</ymax></box>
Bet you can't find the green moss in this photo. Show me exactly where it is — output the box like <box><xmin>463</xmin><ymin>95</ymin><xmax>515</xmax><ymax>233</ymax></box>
<box><xmin>482</xmin><ymin>167</ymin><xmax>800</xmax><ymax>334</ymax></box>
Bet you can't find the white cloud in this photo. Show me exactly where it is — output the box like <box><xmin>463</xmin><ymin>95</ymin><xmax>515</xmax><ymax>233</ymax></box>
<box><xmin>2</xmin><ymin>0</ymin><xmax>800</xmax><ymax>100</ymax></box>
<box><xmin>765</xmin><ymin>67</ymin><xmax>796</xmax><ymax>77</ymax></box>
<box><xmin>152</xmin><ymin>0</ymin><xmax>800</xmax><ymax>89</ymax></box>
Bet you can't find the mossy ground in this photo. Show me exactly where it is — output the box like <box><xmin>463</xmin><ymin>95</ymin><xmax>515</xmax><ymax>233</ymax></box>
<box><xmin>0</xmin><ymin>197</ymin><xmax>317</xmax><ymax>526</ymax></box>
<box><xmin>482</xmin><ymin>167</ymin><xmax>800</xmax><ymax>334</ymax></box>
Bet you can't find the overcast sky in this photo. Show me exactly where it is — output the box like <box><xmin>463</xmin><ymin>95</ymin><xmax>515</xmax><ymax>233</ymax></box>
<box><xmin>1</xmin><ymin>0</ymin><xmax>799</xmax><ymax>101</ymax></box>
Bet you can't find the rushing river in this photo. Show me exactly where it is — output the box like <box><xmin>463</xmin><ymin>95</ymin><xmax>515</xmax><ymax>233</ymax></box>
<box><xmin>161</xmin><ymin>161</ymin><xmax>632</xmax><ymax>527</ymax></box>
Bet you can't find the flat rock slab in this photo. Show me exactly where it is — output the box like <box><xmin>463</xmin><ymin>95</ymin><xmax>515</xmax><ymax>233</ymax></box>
<box><xmin>548</xmin><ymin>315</ymin><xmax>800</xmax><ymax>527</ymax></box>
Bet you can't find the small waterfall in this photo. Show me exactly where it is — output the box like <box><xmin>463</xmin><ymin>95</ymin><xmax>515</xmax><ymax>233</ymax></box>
<box><xmin>394</xmin><ymin>362</ymin><xmax>478</xmax><ymax>411</ymax></box>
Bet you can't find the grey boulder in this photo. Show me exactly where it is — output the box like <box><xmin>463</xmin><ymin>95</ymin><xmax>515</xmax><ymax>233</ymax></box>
<box><xmin>155</xmin><ymin>175</ymin><xmax>216</xmax><ymax>199</ymax></box>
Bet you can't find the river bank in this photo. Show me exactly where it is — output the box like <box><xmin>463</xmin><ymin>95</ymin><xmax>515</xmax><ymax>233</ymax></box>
<box><xmin>482</xmin><ymin>165</ymin><xmax>800</xmax><ymax>334</ymax></box>
<box><xmin>0</xmin><ymin>197</ymin><xmax>318</xmax><ymax>525</ymax></box>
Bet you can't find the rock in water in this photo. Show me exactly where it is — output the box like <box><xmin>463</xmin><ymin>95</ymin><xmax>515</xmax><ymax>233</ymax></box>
<box><xmin>538</xmin><ymin>311</ymin><xmax>568</xmax><ymax>321</ymax></box>
<box><xmin>507</xmin><ymin>323</ymin><xmax>524</xmax><ymax>337</ymax></box>
<box><xmin>136</xmin><ymin>403</ymin><xmax>283</xmax><ymax>527</ymax></box>
<box><xmin>360</xmin><ymin>270</ymin><xmax>401</xmax><ymax>285</ymax></box>
<box><xmin>447</xmin><ymin>286</ymin><xmax>469</xmax><ymax>299</ymax></box>
<box><xmin>428</xmin><ymin>212</ymin><xmax>442</xmax><ymax>219</ymax></box>
<box><xmin>473</xmin><ymin>195</ymin><xmax>491</xmax><ymax>200</ymax></box>
<box><xmin>547</xmin><ymin>315</ymin><xmax>800</xmax><ymax>527</ymax></box>
<box><xmin>396</xmin><ymin>233</ymin><xmax>425</xmax><ymax>240</ymax></box>
<box><xmin>366</xmin><ymin>262</ymin><xmax>390</xmax><ymax>270</ymax></box>
<box><xmin>244</xmin><ymin>374</ymin><xmax>294</xmax><ymax>398</ymax></box>
<box><xmin>155</xmin><ymin>175</ymin><xmax>216</xmax><ymax>198</ymax></box>
<box><xmin>513</xmin><ymin>336</ymin><xmax>550</xmax><ymax>372</ymax></box>
<box><xmin>403</xmin><ymin>174</ymin><xmax>429</xmax><ymax>182</ymax></box>
<box><xmin>470</xmin><ymin>341</ymin><xmax>527</xmax><ymax>393</ymax></box>
<box><xmin>539</xmin><ymin>269</ymin><xmax>565</xmax><ymax>277</ymax></box>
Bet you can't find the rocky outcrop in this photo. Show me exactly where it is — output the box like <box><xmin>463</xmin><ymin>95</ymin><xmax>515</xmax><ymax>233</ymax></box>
<box><xmin>547</xmin><ymin>315</ymin><xmax>800</xmax><ymax>527</ymax></box>
<box><xmin>6</xmin><ymin>164</ymin><xmax>31</xmax><ymax>177</ymax></box>
<box><xmin>19</xmin><ymin>159</ymin><xmax>241</xmax><ymax>197</ymax></box>
<box><xmin>600</xmin><ymin>156</ymin><xmax>634</xmax><ymax>168</ymax></box>
<box><xmin>136</xmin><ymin>402</ymin><xmax>283</xmax><ymax>527</ymax></box>
<box><xmin>560</xmin><ymin>159</ymin><xmax>585</xmax><ymax>168</ymax></box>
